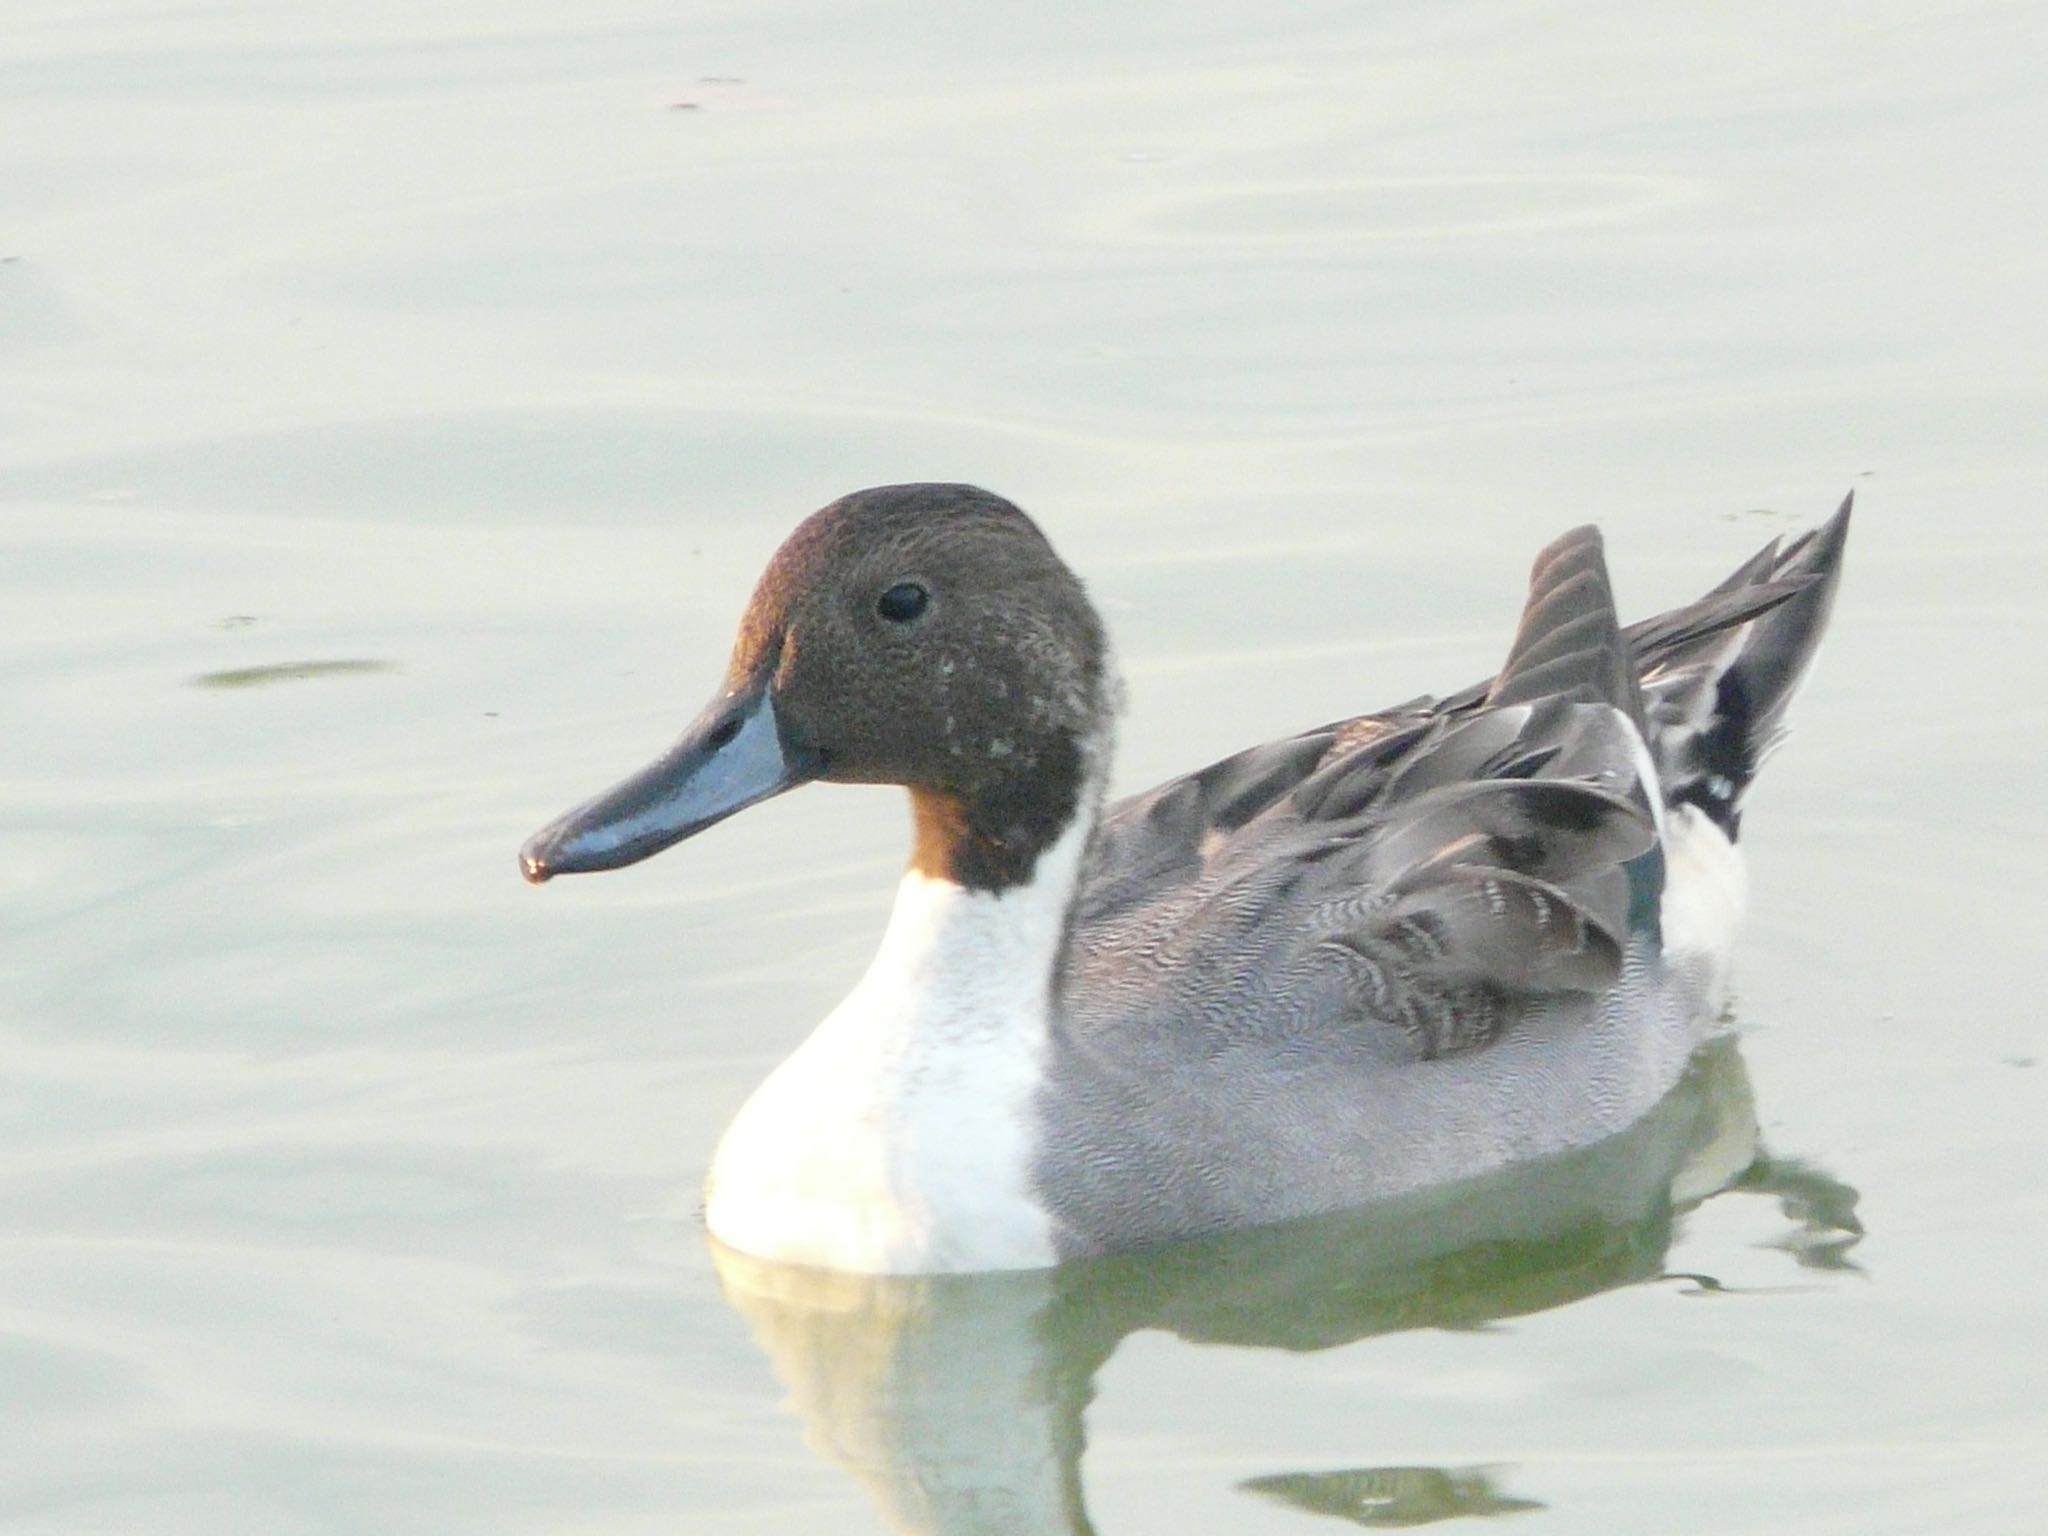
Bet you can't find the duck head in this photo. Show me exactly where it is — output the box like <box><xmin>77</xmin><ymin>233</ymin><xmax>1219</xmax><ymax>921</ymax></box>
<box><xmin>520</xmin><ymin>483</ymin><xmax>1112</xmax><ymax>894</ymax></box>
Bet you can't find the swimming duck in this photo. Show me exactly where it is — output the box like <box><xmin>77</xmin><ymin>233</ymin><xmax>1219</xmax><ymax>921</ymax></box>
<box><xmin>521</xmin><ymin>484</ymin><xmax>1849</xmax><ymax>1275</ymax></box>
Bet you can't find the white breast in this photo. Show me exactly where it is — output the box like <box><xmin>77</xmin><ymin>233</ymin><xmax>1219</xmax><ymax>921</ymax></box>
<box><xmin>704</xmin><ymin>816</ymin><xmax>1093</xmax><ymax>1274</ymax></box>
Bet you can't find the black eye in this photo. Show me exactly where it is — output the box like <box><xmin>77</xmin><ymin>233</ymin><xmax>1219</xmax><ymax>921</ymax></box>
<box><xmin>876</xmin><ymin>581</ymin><xmax>929</xmax><ymax>623</ymax></box>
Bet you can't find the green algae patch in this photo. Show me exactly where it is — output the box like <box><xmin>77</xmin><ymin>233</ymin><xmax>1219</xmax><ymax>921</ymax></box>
<box><xmin>191</xmin><ymin>658</ymin><xmax>396</xmax><ymax>689</ymax></box>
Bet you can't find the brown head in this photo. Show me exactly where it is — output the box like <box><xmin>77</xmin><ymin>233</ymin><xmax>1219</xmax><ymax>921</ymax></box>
<box><xmin>520</xmin><ymin>484</ymin><xmax>1113</xmax><ymax>893</ymax></box>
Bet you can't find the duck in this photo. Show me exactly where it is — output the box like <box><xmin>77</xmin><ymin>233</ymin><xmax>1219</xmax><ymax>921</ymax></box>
<box><xmin>521</xmin><ymin>483</ymin><xmax>1850</xmax><ymax>1276</ymax></box>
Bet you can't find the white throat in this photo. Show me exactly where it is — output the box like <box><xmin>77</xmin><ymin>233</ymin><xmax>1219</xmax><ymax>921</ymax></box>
<box><xmin>705</xmin><ymin>779</ymin><xmax>1102</xmax><ymax>1275</ymax></box>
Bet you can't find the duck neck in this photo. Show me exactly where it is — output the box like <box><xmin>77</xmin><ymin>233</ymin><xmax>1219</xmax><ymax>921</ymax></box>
<box><xmin>706</xmin><ymin>725</ymin><xmax>1111</xmax><ymax>1273</ymax></box>
<box><xmin>905</xmin><ymin>731</ymin><xmax>1100</xmax><ymax>896</ymax></box>
<box><xmin>882</xmin><ymin>748</ymin><xmax>1106</xmax><ymax>1025</ymax></box>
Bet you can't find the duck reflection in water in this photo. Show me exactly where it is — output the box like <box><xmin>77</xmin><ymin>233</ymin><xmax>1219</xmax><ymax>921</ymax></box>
<box><xmin>710</xmin><ymin>1036</ymin><xmax>1860</xmax><ymax>1534</ymax></box>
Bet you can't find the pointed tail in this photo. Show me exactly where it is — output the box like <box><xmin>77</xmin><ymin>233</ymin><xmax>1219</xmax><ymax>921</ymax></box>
<box><xmin>1636</xmin><ymin>495</ymin><xmax>1853</xmax><ymax>837</ymax></box>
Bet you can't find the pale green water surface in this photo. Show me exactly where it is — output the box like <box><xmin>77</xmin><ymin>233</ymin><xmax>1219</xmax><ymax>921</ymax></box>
<box><xmin>4</xmin><ymin>2</ymin><xmax>2046</xmax><ymax>1532</ymax></box>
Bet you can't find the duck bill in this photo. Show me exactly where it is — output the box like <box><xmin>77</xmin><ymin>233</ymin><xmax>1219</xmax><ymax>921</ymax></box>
<box><xmin>520</xmin><ymin>685</ymin><xmax>818</xmax><ymax>883</ymax></box>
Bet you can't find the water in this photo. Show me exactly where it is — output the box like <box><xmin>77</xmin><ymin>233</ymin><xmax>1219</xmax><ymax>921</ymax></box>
<box><xmin>4</xmin><ymin>1</ymin><xmax>2045</xmax><ymax>1531</ymax></box>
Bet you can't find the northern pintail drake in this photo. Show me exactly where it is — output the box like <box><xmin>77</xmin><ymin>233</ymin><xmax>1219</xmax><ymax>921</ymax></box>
<box><xmin>522</xmin><ymin>485</ymin><xmax>1850</xmax><ymax>1275</ymax></box>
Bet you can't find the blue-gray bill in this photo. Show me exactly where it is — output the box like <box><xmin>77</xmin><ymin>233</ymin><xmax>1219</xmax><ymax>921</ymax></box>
<box><xmin>520</xmin><ymin>686</ymin><xmax>818</xmax><ymax>882</ymax></box>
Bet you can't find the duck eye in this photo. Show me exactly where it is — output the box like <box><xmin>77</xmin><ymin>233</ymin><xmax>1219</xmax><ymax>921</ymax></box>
<box><xmin>876</xmin><ymin>581</ymin><xmax>929</xmax><ymax>623</ymax></box>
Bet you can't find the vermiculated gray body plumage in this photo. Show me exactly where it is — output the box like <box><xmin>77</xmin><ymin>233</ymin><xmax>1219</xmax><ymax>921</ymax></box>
<box><xmin>1037</xmin><ymin>505</ymin><xmax>1849</xmax><ymax>1257</ymax></box>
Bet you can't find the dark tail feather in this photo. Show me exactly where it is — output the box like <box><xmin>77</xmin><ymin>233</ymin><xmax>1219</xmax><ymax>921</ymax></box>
<box><xmin>1641</xmin><ymin>494</ymin><xmax>1852</xmax><ymax>837</ymax></box>
<box><xmin>1487</xmin><ymin>524</ymin><xmax>1646</xmax><ymax>735</ymax></box>
<box><xmin>1723</xmin><ymin>493</ymin><xmax>1853</xmax><ymax>751</ymax></box>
